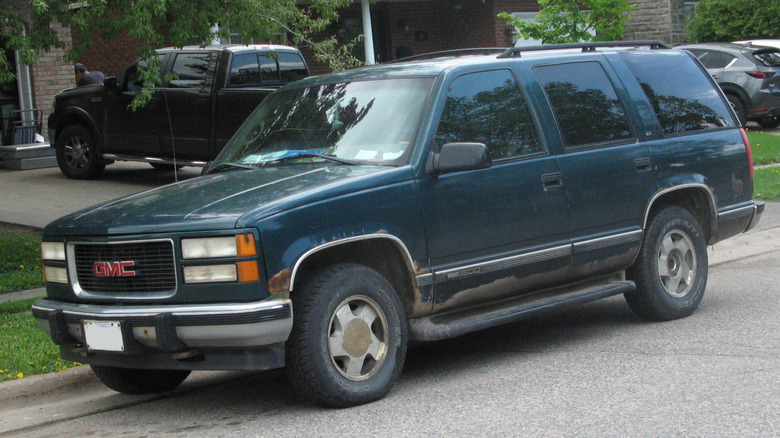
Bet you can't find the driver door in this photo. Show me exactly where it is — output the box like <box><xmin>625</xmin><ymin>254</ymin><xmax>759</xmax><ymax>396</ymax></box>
<box><xmin>103</xmin><ymin>54</ymin><xmax>167</xmax><ymax>155</ymax></box>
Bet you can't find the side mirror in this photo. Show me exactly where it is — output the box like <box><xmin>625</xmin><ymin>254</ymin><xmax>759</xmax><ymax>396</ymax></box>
<box><xmin>429</xmin><ymin>142</ymin><xmax>491</xmax><ymax>174</ymax></box>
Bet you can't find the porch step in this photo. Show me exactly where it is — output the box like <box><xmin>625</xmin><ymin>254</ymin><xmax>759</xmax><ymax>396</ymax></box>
<box><xmin>0</xmin><ymin>144</ymin><xmax>57</xmax><ymax>170</ymax></box>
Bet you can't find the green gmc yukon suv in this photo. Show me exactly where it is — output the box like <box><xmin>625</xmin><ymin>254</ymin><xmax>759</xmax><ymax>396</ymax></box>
<box><xmin>33</xmin><ymin>42</ymin><xmax>764</xmax><ymax>407</ymax></box>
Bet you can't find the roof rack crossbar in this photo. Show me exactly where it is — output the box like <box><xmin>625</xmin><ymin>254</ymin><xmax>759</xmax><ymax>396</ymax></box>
<box><xmin>497</xmin><ymin>40</ymin><xmax>669</xmax><ymax>58</ymax></box>
<box><xmin>388</xmin><ymin>48</ymin><xmax>507</xmax><ymax>64</ymax></box>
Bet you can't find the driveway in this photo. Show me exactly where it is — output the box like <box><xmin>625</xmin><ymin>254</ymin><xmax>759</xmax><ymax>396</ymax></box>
<box><xmin>0</xmin><ymin>163</ymin><xmax>200</xmax><ymax>228</ymax></box>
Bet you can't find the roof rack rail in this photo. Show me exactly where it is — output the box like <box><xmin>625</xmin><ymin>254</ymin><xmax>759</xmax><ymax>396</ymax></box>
<box><xmin>388</xmin><ymin>48</ymin><xmax>507</xmax><ymax>64</ymax></box>
<box><xmin>497</xmin><ymin>40</ymin><xmax>669</xmax><ymax>58</ymax></box>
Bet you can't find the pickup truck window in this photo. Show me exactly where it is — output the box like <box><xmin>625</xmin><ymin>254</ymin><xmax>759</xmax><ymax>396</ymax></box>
<box><xmin>169</xmin><ymin>53</ymin><xmax>211</xmax><ymax>88</ymax></box>
<box><xmin>124</xmin><ymin>54</ymin><xmax>164</xmax><ymax>92</ymax></box>
<box><xmin>279</xmin><ymin>52</ymin><xmax>308</xmax><ymax>83</ymax></box>
<box><xmin>434</xmin><ymin>69</ymin><xmax>541</xmax><ymax>160</ymax></box>
<box><xmin>536</xmin><ymin>62</ymin><xmax>633</xmax><ymax>148</ymax></box>
<box><xmin>215</xmin><ymin>77</ymin><xmax>434</xmax><ymax>166</ymax></box>
<box><xmin>229</xmin><ymin>53</ymin><xmax>262</xmax><ymax>87</ymax></box>
<box><xmin>620</xmin><ymin>52</ymin><xmax>733</xmax><ymax>135</ymax></box>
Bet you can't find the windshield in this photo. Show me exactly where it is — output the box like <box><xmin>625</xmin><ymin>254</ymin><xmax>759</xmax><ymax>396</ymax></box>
<box><xmin>215</xmin><ymin>77</ymin><xmax>434</xmax><ymax>167</ymax></box>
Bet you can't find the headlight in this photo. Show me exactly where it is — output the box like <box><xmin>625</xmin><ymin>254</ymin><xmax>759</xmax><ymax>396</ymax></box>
<box><xmin>44</xmin><ymin>266</ymin><xmax>68</xmax><ymax>284</ymax></box>
<box><xmin>181</xmin><ymin>234</ymin><xmax>257</xmax><ymax>259</ymax></box>
<box><xmin>41</xmin><ymin>242</ymin><xmax>66</xmax><ymax>261</ymax></box>
<box><xmin>183</xmin><ymin>264</ymin><xmax>237</xmax><ymax>283</ymax></box>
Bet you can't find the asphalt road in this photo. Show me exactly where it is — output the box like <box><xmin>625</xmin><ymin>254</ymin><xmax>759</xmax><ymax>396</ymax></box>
<box><xmin>8</xmin><ymin>249</ymin><xmax>779</xmax><ymax>437</ymax></box>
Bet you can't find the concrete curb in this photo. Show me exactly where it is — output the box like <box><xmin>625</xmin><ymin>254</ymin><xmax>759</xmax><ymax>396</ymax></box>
<box><xmin>0</xmin><ymin>288</ymin><xmax>45</xmax><ymax>303</ymax></box>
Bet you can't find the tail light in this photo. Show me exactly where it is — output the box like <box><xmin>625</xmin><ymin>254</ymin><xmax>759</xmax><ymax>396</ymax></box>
<box><xmin>739</xmin><ymin>128</ymin><xmax>754</xmax><ymax>178</ymax></box>
<box><xmin>746</xmin><ymin>71</ymin><xmax>776</xmax><ymax>79</ymax></box>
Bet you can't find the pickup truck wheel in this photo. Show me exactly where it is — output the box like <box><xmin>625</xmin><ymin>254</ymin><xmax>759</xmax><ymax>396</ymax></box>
<box><xmin>90</xmin><ymin>365</ymin><xmax>190</xmax><ymax>394</ymax></box>
<box><xmin>626</xmin><ymin>206</ymin><xmax>708</xmax><ymax>321</ymax></box>
<box><xmin>55</xmin><ymin>125</ymin><xmax>106</xmax><ymax>179</ymax></box>
<box><xmin>286</xmin><ymin>263</ymin><xmax>407</xmax><ymax>408</ymax></box>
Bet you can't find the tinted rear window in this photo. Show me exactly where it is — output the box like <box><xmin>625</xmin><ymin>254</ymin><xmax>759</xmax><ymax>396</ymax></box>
<box><xmin>753</xmin><ymin>50</ymin><xmax>780</xmax><ymax>67</ymax></box>
<box><xmin>620</xmin><ymin>52</ymin><xmax>733</xmax><ymax>135</ymax></box>
<box><xmin>535</xmin><ymin>62</ymin><xmax>633</xmax><ymax>148</ymax></box>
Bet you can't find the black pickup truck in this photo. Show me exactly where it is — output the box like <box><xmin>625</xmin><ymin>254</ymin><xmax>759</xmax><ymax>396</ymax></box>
<box><xmin>48</xmin><ymin>44</ymin><xmax>309</xmax><ymax>179</ymax></box>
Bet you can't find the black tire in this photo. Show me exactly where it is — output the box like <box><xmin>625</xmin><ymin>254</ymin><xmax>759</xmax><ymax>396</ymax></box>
<box><xmin>626</xmin><ymin>206</ymin><xmax>708</xmax><ymax>321</ymax></box>
<box><xmin>55</xmin><ymin>125</ymin><xmax>106</xmax><ymax>179</ymax></box>
<box><xmin>286</xmin><ymin>263</ymin><xmax>407</xmax><ymax>408</ymax></box>
<box><xmin>726</xmin><ymin>94</ymin><xmax>747</xmax><ymax>127</ymax></box>
<box><xmin>757</xmin><ymin>116</ymin><xmax>780</xmax><ymax>129</ymax></box>
<box><xmin>90</xmin><ymin>365</ymin><xmax>190</xmax><ymax>394</ymax></box>
<box><xmin>149</xmin><ymin>163</ymin><xmax>183</xmax><ymax>171</ymax></box>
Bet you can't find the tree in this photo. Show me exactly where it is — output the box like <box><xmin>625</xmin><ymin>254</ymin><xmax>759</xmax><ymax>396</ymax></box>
<box><xmin>686</xmin><ymin>0</ymin><xmax>780</xmax><ymax>43</ymax></box>
<box><xmin>0</xmin><ymin>0</ymin><xmax>362</xmax><ymax>107</ymax></box>
<box><xmin>498</xmin><ymin>0</ymin><xmax>635</xmax><ymax>44</ymax></box>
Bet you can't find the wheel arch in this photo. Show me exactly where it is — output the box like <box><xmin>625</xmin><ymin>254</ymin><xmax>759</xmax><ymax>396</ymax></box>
<box><xmin>643</xmin><ymin>183</ymin><xmax>717</xmax><ymax>244</ymax></box>
<box><xmin>718</xmin><ymin>84</ymin><xmax>751</xmax><ymax>110</ymax></box>
<box><xmin>53</xmin><ymin>108</ymin><xmax>102</xmax><ymax>148</ymax></box>
<box><xmin>288</xmin><ymin>234</ymin><xmax>423</xmax><ymax>317</ymax></box>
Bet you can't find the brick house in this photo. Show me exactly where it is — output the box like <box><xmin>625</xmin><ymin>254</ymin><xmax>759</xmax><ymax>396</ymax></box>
<box><xmin>2</xmin><ymin>0</ymin><xmax>697</xmax><ymax>156</ymax></box>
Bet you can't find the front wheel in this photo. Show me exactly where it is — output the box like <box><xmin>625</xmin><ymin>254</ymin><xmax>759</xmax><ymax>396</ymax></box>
<box><xmin>626</xmin><ymin>206</ymin><xmax>708</xmax><ymax>321</ymax></box>
<box><xmin>55</xmin><ymin>125</ymin><xmax>106</xmax><ymax>179</ymax></box>
<box><xmin>90</xmin><ymin>365</ymin><xmax>190</xmax><ymax>394</ymax></box>
<box><xmin>286</xmin><ymin>263</ymin><xmax>407</xmax><ymax>408</ymax></box>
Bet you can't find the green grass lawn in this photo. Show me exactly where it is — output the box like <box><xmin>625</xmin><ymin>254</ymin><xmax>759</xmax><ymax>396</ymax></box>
<box><xmin>747</xmin><ymin>130</ymin><xmax>780</xmax><ymax>165</ymax></box>
<box><xmin>754</xmin><ymin>167</ymin><xmax>780</xmax><ymax>201</ymax></box>
<box><xmin>0</xmin><ymin>298</ymin><xmax>78</xmax><ymax>382</ymax></box>
<box><xmin>0</xmin><ymin>232</ymin><xmax>44</xmax><ymax>294</ymax></box>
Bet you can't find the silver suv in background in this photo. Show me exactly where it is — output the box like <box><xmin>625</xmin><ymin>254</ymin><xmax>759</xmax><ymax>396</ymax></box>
<box><xmin>677</xmin><ymin>43</ymin><xmax>780</xmax><ymax>128</ymax></box>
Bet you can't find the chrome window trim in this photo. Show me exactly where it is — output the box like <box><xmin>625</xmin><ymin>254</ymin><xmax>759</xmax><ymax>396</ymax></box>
<box><xmin>67</xmin><ymin>238</ymin><xmax>178</xmax><ymax>300</ymax></box>
<box><xmin>289</xmin><ymin>234</ymin><xmax>418</xmax><ymax>291</ymax></box>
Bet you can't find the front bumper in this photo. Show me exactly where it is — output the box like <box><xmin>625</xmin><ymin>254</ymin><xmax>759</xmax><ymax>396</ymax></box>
<box><xmin>32</xmin><ymin>298</ymin><xmax>293</xmax><ymax>369</ymax></box>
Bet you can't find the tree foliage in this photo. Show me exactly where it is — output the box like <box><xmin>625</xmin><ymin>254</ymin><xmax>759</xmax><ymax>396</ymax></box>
<box><xmin>499</xmin><ymin>0</ymin><xmax>635</xmax><ymax>44</ymax></box>
<box><xmin>1</xmin><ymin>0</ymin><xmax>362</xmax><ymax>106</ymax></box>
<box><xmin>686</xmin><ymin>0</ymin><xmax>780</xmax><ymax>43</ymax></box>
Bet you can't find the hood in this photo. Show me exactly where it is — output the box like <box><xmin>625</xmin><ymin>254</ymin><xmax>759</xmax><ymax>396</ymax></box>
<box><xmin>44</xmin><ymin>165</ymin><xmax>401</xmax><ymax>236</ymax></box>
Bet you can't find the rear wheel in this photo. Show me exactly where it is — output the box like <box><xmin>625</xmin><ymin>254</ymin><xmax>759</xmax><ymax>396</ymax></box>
<box><xmin>286</xmin><ymin>263</ymin><xmax>407</xmax><ymax>408</ymax></box>
<box><xmin>90</xmin><ymin>365</ymin><xmax>190</xmax><ymax>394</ymax></box>
<box><xmin>55</xmin><ymin>125</ymin><xmax>106</xmax><ymax>179</ymax></box>
<box><xmin>726</xmin><ymin>94</ymin><xmax>746</xmax><ymax>126</ymax></box>
<box><xmin>626</xmin><ymin>206</ymin><xmax>708</xmax><ymax>320</ymax></box>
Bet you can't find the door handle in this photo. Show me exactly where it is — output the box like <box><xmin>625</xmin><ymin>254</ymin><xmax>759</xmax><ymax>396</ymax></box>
<box><xmin>635</xmin><ymin>157</ymin><xmax>652</xmax><ymax>172</ymax></box>
<box><xmin>542</xmin><ymin>172</ymin><xmax>563</xmax><ymax>190</ymax></box>
<box><xmin>196</xmin><ymin>97</ymin><xmax>208</xmax><ymax>105</ymax></box>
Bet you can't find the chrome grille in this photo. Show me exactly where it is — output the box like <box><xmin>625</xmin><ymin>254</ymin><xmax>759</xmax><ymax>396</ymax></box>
<box><xmin>73</xmin><ymin>240</ymin><xmax>176</xmax><ymax>294</ymax></box>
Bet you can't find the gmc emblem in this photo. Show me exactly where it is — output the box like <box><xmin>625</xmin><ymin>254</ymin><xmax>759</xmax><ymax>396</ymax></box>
<box><xmin>94</xmin><ymin>261</ymin><xmax>136</xmax><ymax>277</ymax></box>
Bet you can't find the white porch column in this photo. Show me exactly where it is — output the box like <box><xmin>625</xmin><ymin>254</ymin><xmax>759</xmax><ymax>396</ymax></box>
<box><xmin>361</xmin><ymin>0</ymin><xmax>375</xmax><ymax>64</ymax></box>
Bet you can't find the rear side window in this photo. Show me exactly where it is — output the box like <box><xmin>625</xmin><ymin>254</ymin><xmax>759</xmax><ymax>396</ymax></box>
<box><xmin>229</xmin><ymin>53</ymin><xmax>262</xmax><ymax>87</ymax></box>
<box><xmin>535</xmin><ymin>62</ymin><xmax>633</xmax><ymax>148</ymax></box>
<box><xmin>688</xmin><ymin>49</ymin><xmax>736</xmax><ymax>69</ymax></box>
<box><xmin>434</xmin><ymin>69</ymin><xmax>542</xmax><ymax>160</ymax></box>
<box><xmin>279</xmin><ymin>52</ymin><xmax>308</xmax><ymax>83</ymax></box>
<box><xmin>621</xmin><ymin>52</ymin><xmax>733</xmax><ymax>135</ymax></box>
<box><xmin>753</xmin><ymin>49</ymin><xmax>780</xmax><ymax>67</ymax></box>
<box><xmin>169</xmin><ymin>53</ymin><xmax>212</xmax><ymax>88</ymax></box>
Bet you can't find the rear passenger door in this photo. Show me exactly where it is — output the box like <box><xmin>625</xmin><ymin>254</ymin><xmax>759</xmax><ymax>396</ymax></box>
<box><xmin>533</xmin><ymin>58</ymin><xmax>652</xmax><ymax>279</ymax></box>
<box><xmin>160</xmin><ymin>51</ymin><xmax>217</xmax><ymax>161</ymax></box>
<box><xmin>418</xmin><ymin>69</ymin><xmax>571</xmax><ymax>313</ymax></box>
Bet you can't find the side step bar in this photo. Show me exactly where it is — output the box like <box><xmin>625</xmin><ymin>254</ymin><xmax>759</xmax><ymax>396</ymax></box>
<box><xmin>409</xmin><ymin>277</ymin><xmax>636</xmax><ymax>341</ymax></box>
<box><xmin>102</xmin><ymin>154</ymin><xmax>207</xmax><ymax>167</ymax></box>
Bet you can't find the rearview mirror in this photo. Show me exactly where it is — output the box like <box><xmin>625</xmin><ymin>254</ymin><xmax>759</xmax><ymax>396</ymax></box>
<box><xmin>429</xmin><ymin>142</ymin><xmax>491</xmax><ymax>174</ymax></box>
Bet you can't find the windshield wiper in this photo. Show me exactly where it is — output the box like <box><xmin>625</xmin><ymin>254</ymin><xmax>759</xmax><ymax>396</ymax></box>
<box><xmin>262</xmin><ymin>153</ymin><xmax>360</xmax><ymax>166</ymax></box>
<box><xmin>206</xmin><ymin>162</ymin><xmax>258</xmax><ymax>174</ymax></box>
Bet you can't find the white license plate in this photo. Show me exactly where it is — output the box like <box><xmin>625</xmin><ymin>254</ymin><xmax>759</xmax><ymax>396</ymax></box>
<box><xmin>83</xmin><ymin>320</ymin><xmax>125</xmax><ymax>352</ymax></box>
